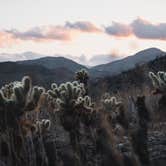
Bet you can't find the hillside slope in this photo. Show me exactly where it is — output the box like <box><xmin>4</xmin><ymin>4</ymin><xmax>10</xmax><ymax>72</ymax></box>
<box><xmin>91</xmin><ymin>48</ymin><xmax>165</xmax><ymax>77</ymax></box>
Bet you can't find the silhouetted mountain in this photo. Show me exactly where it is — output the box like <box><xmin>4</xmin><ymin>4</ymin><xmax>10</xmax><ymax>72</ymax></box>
<box><xmin>18</xmin><ymin>56</ymin><xmax>87</xmax><ymax>72</ymax></box>
<box><xmin>91</xmin><ymin>48</ymin><xmax>165</xmax><ymax>77</ymax></box>
<box><xmin>0</xmin><ymin>62</ymin><xmax>75</xmax><ymax>87</ymax></box>
<box><xmin>0</xmin><ymin>48</ymin><xmax>165</xmax><ymax>88</ymax></box>
<box><xmin>90</xmin><ymin>55</ymin><xmax>166</xmax><ymax>97</ymax></box>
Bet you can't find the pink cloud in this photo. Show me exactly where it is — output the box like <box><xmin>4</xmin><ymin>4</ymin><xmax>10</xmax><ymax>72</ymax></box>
<box><xmin>131</xmin><ymin>18</ymin><xmax>166</xmax><ymax>40</ymax></box>
<box><xmin>105</xmin><ymin>18</ymin><xmax>166</xmax><ymax>40</ymax></box>
<box><xmin>0</xmin><ymin>31</ymin><xmax>20</xmax><ymax>48</ymax></box>
<box><xmin>1</xmin><ymin>18</ymin><xmax>166</xmax><ymax>49</ymax></box>
<box><xmin>105</xmin><ymin>22</ymin><xmax>132</xmax><ymax>37</ymax></box>
<box><xmin>6</xmin><ymin>26</ymin><xmax>72</xmax><ymax>42</ymax></box>
<box><xmin>3</xmin><ymin>21</ymin><xmax>101</xmax><ymax>44</ymax></box>
<box><xmin>65</xmin><ymin>21</ymin><xmax>101</xmax><ymax>33</ymax></box>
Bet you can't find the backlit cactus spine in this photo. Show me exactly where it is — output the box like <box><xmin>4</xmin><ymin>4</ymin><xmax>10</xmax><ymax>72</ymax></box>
<box><xmin>75</xmin><ymin>95</ymin><xmax>94</xmax><ymax>113</ymax></box>
<box><xmin>35</xmin><ymin>119</ymin><xmax>51</xmax><ymax>134</ymax></box>
<box><xmin>101</xmin><ymin>93</ymin><xmax>122</xmax><ymax>112</ymax></box>
<box><xmin>75</xmin><ymin>69</ymin><xmax>89</xmax><ymax>95</ymax></box>
<box><xmin>149</xmin><ymin>71</ymin><xmax>166</xmax><ymax>111</ymax></box>
<box><xmin>0</xmin><ymin>76</ymin><xmax>45</xmax><ymax>129</ymax></box>
<box><xmin>149</xmin><ymin>71</ymin><xmax>166</xmax><ymax>94</ymax></box>
<box><xmin>48</xmin><ymin>81</ymin><xmax>86</xmax><ymax>112</ymax></box>
<box><xmin>0</xmin><ymin>76</ymin><xmax>32</xmax><ymax>108</ymax></box>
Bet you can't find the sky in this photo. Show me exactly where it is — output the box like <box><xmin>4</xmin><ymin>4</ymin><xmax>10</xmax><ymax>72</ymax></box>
<box><xmin>0</xmin><ymin>0</ymin><xmax>166</xmax><ymax>65</ymax></box>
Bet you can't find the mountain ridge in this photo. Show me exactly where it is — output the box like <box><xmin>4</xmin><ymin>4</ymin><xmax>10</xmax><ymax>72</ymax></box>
<box><xmin>91</xmin><ymin>48</ymin><xmax>165</xmax><ymax>77</ymax></box>
<box><xmin>18</xmin><ymin>56</ymin><xmax>87</xmax><ymax>72</ymax></box>
<box><xmin>0</xmin><ymin>47</ymin><xmax>165</xmax><ymax>85</ymax></box>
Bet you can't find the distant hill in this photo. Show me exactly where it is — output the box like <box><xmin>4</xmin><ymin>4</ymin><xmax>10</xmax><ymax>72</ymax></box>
<box><xmin>0</xmin><ymin>62</ymin><xmax>74</xmax><ymax>87</ymax></box>
<box><xmin>90</xmin><ymin>55</ymin><xmax>166</xmax><ymax>97</ymax></box>
<box><xmin>18</xmin><ymin>56</ymin><xmax>87</xmax><ymax>72</ymax></box>
<box><xmin>0</xmin><ymin>48</ymin><xmax>165</xmax><ymax>88</ymax></box>
<box><xmin>91</xmin><ymin>48</ymin><xmax>165</xmax><ymax>77</ymax></box>
<box><xmin>0</xmin><ymin>55</ymin><xmax>87</xmax><ymax>87</ymax></box>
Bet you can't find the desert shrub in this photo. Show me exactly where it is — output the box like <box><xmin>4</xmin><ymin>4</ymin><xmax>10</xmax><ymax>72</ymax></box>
<box><xmin>75</xmin><ymin>69</ymin><xmax>89</xmax><ymax>95</ymax></box>
<box><xmin>1</xmin><ymin>70</ymin><xmax>163</xmax><ymax>166</ymax></box>
<box><xmin>101</xmin><ymin>93</ymin><xmax>122</xmax><ymax>112</ymax></box>
<box><xmin>101</xmin><ymin>93</ymin><xmax>128</xmax><ymax>128</ymax></box>
<box><xmin>149</xmin><ymin>71</ymin><xmax>166</xmax><ymax>112</ymax></box>
<box><xmin>149</xmin><ymin>71</ymin><xmax>166</xmax><ymax>94</ymax></box>
<box><xmin>0</xmin><ymin>76</ymin><xmax>44</xmax><ymax>131</ymax></box>
<box><xmin>130</xmin><ymin>96</ymin><xmax>150</xmax><ymax>166</ymax></box>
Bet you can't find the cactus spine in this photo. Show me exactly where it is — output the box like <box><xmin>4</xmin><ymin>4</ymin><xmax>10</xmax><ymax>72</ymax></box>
<box><xmin>75</xmin><ymin>69</ymin><xmax>89</xmax><ymax>95</ymax></box>
<box><xmin>149</xmin><ymin>71</ymin><xmax>166</xmax><ymax>94</ymax></box>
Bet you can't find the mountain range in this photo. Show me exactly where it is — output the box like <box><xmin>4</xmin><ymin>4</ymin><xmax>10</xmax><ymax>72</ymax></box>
<box><xmin>0</xmin><ymin>47</ymin><xmax>165</xmax><ymax>87</ymax></box>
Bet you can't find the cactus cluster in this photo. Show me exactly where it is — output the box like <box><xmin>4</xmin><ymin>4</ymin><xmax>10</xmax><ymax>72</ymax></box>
<box><xmin>0</xmin><ymin>77</ymin><xmax>30</xmax><ymax>105</ymax></box>
<box><xmin>75</xmin><ymin>69</ymin><xmax>89</xmax><ymax>85</ymax></box>
<box><xmin>75</xmin><ymin>95</ymin><xmax>94</xmax><ymax>112</ymax></box>
<box><xmin>149</xmin><ymin>71</ymin><xmax>166</xmax><ymax>94</ymax></box>
<box><xmin>101</xmin><ymin>93</ymin><xmax>122</xmax><ymax>111</ymax></box>
<box><xmin>0</xmin><ymin>68</ymin><xmax>164</xmax><ymax>166</ymax></box>
<box><xmin>0</xmin><ymin>76</ymin><xmax>45</xmax><ymax>129</ymax></box>
<box><xmin>35</xmin><ymin>119</ymin><xmax>51</xmax><ymax>134</ymax></box>
<box><xmin>48</xmin><ymin>81</ymin><xmax>92</xmax><ymax>112</ymax></box>
<box><xmin>75</xmin><ymin>69</ymin><xmax>89</xmax><ymax>95</ymax></box>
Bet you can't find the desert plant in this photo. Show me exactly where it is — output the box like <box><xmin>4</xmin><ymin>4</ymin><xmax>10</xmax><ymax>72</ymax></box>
<box><xmin>149</xmin><ymin>71</ymin><xmax>166</xmax><ymax>94</ymax></box>
<box><xmin>35</xmin><ymin>119</ymin><xmax>51</xmax><ymax>135</ymax></box>
<box><xmin>75</xmin><ymin>69</ymin><xmax>89</xmax><ymax>85</ymax></box>
<box><xmin>131</xmin><ymin>96</ymin><xmax>150</xmax><ymax>166</ymax></box>
<box><xmin>75</xmin><ymin>96</ymin><xmax>94</xmax><ymax>112</ymax></box>
<box><xmin>101</xmin><ymin>93</ymin><xmax>122</xmax><ymax>112</ymax></box>
<box><xmin>48</xmin><ymin>81</ymin><xmax>87</xmax><ymax>112</ymax></box>
<box><xmin>0</xmin><ymin>76</ymin><xmax>45</xmax><ymax>130</ymax></box>
<box><xmin>149</xmin><ymin>71</ymin><xmax>166</xmax><ymax>112</ymax></box>
<box><xmin>75</xmin><ymin>69</ymin><xmax>89</xmax><ymax>95</ymax></box>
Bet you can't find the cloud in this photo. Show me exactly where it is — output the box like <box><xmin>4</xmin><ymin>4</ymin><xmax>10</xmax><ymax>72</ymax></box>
<box><xmin>65</xmin><ymin>21</ymin><xmax>101</xmax><ymax>32</ymax></box>
<box><xmin>105</xmin><ymin>18</ymin><xmax>166</xmax><ymax>40</ymax></box>
<box><xmin>66</xmin><ymin>54</ymin><xmax>88</xmax><ymax>65</ymax></box>
<box><xmin>105</xmin><ymin>22</ymin><xmax>132</xmax><ymax>37</ymax></box>
<box><xmin>1</xmin><ymin>18</ymin><xmax>166</xmax><ymax>49</ymax></box>
<box><xmin>4</xmin><ymin>21</ymin><xmax>101</xmax><ymax>44</ymax></box>
<box><xmin>0</xmin><ymin>52</ymin><xmax>46</xmax><ymax>62</ymax></box>
<box><xmin>0</xmin><ymin>31</ymin><xmax>20</xmax><ymax>47</ymax></box>
<box><xmin>89</xmin><ymin>50</ymin><xmax>121</xmax><ymax>66</ymax></box>
<box><xmin>5</xmin><ymin>26</ymin><xmax>72</xmax><ymax>42</ymax></box>
<box><xmin>131</xmin><ymin>18</ymin><xmax>166</xmax><ymax>40</ymax></box>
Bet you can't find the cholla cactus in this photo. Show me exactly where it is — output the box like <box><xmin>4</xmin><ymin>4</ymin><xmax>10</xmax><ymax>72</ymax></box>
<box><xmin>149</xmin><ymin>71</ymin><xmax>166</xmax><ymax>94</ymax></box>
<box><xmin>0</xmin><ymin>76</ymin><xmax>31</xmax><ymax>107</ymax></box>
<box><xmin>0</xmin><ymin>76</ymin><xmax>44</xmax><ymax>111</ymax></box>
<box><xmin>75</xmin><ymin>69</ymin><xmax>89</xmax><ymax>95</ymax></box>
<box><xmin>101</xmin><ymin>93</ymin><xmax>122</xmax><ymax>111</ymax></box>
<box><xmin>0</xmin><ymin>76</ymin><xmax>45</xmax><ymax>129</ymax></box>
<box><xmin>49</xmin><ymin>81</ymin><xmax>85</xmax><ymax>111</ymax></box>
<box><xmin>1</xmin><ymin>83</ymin><xmax>14</xmax><ymax>98</ymax></box>
<box><xmin>75</xmin><ymin>69</ymin><xmax>89</xmax><ymax>84</ymax></box>
<box><xmin>48</xmin><ymin>81</ymin><xmax>94</xmax><ymax>113</ymax></box>
<box><xmin>35</xmin><ymin>119</ymin><xmax>51</xmax><ymax>134</ymax></box>
<box><xmin>75</xmin><ymin>96</ymin><xmax>94</xmax><ymax>112</ymax></box>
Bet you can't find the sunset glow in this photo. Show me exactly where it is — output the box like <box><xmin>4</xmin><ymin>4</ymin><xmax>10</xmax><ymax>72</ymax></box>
<box><xmin>0</xmin><ymin>0</ymin><xmax>166</xmax><ymax>65</ymax></box>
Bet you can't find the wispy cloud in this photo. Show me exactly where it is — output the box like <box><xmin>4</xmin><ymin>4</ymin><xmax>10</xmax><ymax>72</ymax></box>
<box><xmin>4</xmin><ymin>21</ymin><xmax>101</xmax><ymax>43</ymax></box>
<box><xmin>65</xmin><ymin>21</ymin><xmax>101</xmax><ymax>32</ymax></box>
<box><xmin>0</xmin><ymin>31</ymin><xmax>20</xmax><ymax>47</ymax></box>
<box><xmin>105</xmin><ymin>18</ymin><xmax>166</xmax><ymax>40</ymax></box>
<box><xmin>88</xmin><ymin>49</ymin><xmax>122</xmax><ymax>66</ymax></box>
<box><xmin>6</xmin><ymin>26</ymin><xmax>73</xmax><ymax>42</ymax></box>
<box><xmin>0</xmin><ymin>18</ymin><xmax>166</xmax><ymax>49</ymax></box>
<box><xmin>131</xmin><ymin>18</ymin><xmax>166</xmax><ymax>40</ymax></box>
<box><xmin>105</xmin><ymin>22</ymin><xmax>132</xmax><ymax>37</ymax></box>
